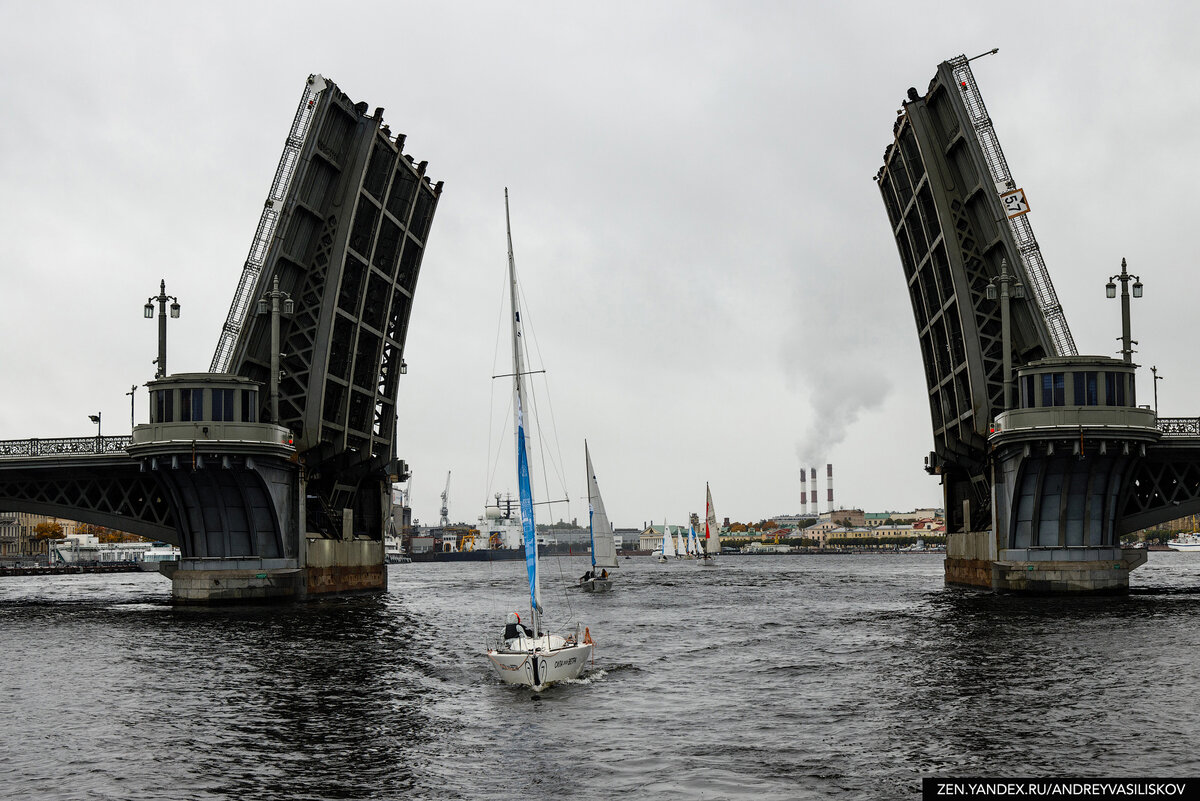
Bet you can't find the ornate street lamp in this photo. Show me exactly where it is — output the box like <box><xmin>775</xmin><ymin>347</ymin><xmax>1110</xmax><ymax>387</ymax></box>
<box><xmin>145</xmin><ymin>279</ymin><xmax>181</xmax><ymax>378</ymax></box>
<box><xmin>1107</xmin><ymin>257</ymin><xmax>1142</xmax><ymax>364</ymax></box>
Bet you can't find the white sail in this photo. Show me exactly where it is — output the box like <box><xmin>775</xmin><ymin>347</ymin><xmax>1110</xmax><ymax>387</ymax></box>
<box><xmin>704</xmin><ymin>484</ymin><xmax>721</xmax><ymax>558</ymax></box>
<box><xmin>675</xmin><ymin>529</ymin><xmax>686</xmax><ymax>557</ymax></box>
<box><xmin>689</xmin><ymin>525</ymin><xmax>700</xmax><ymax>555</ymax></box>
<box><xmin>662</xmin><ymin>523</ymin><xmax>677</xmax><ymax>558</ymax></box>
<box><xmin>586</xmin><ymin>442</ymin><xmax>618</xmax><ymax>570</ymax></box>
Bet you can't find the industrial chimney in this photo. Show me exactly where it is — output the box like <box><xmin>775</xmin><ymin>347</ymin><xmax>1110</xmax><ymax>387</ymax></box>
<box><xmin>827</xmin><ymin>463</ymin><xmax>834</xmax><ymax>514</ymax></box>
<box><xmin>800</xmin><ymin>469</ymin><xmax>808</xmax><ymax>515</ymax></box>
<box><xmin>809</xmin><ymin>467</ymin><xmax>817</xmax><ymax>510</ymax></box>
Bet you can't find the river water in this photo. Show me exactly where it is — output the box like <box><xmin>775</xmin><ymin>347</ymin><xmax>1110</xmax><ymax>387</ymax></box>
<box><xmin>2</xmin><ymin>552</ymin><xmax>1200</xmax><ymax>800</ymax></box>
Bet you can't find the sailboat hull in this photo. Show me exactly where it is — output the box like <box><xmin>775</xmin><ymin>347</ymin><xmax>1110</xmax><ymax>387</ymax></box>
<box><xmin>486</xmin><ymin>638</ymin><xmax>593</xmax><ymax>691</ymax></box>
<box><xmin>579</xmin><ymin>578</ymin><xmax>613</xmax><ymax>592</ymax></box>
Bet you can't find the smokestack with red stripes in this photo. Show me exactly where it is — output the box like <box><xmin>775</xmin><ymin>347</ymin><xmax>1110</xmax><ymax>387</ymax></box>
<box><xmin>827</xmin><ymin>463</ymin><xmax>834</xmax><ymax>513</ymax></box>
<box><xmin>800</xmin><ymin>469</ymin><xmax>808</xmax><ymax>515</ymax></box>
<box><xmin>809</xmin><ymin>467</ymin><xmax>817</xmax><ymax>510</ymax></box>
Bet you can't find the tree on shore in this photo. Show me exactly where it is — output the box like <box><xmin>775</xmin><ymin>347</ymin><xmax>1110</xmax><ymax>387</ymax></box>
<box><xmin>33</xmin><ymin>521</ymin><xmax>64</xmax><ymax>540</ymax></box>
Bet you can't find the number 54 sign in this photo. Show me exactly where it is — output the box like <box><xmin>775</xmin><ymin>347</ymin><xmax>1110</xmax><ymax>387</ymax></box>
<box><xmin>999</xmin><ymin>187</ymin><xmax>1030</xmax><ymax>219</ymax></box>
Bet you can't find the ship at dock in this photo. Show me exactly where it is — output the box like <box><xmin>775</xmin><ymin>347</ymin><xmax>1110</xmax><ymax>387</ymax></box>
<box><xmin>406</xmin><ymin>493</ymin><xmax>579</xmax><ymax>563</ymax></box>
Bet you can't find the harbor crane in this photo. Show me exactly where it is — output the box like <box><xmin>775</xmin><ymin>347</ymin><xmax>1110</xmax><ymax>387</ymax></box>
<box><xmin>439</xmin><ymin>470</ymin><xmax>451</xmax><ymax>527</ymax></box>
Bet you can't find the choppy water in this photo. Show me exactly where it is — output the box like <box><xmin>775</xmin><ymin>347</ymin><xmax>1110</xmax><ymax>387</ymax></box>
<box><xmin>3</xmin><ymin>552</ymin><xmax>1200</xmax><ymax>800</ymax></box>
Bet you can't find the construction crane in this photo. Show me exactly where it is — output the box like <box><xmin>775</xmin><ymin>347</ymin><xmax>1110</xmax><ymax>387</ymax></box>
<box><xmin>439</xmin><ymin>470</ymin><xmax>451</xmax><ymax>528</ymax></box>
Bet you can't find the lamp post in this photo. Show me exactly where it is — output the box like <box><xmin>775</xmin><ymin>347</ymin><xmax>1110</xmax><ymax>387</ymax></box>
<box><xmin>126</xmin><ymin>385</ymin><xmax>137</xmax><ymax>430</ymax></box>
<box><xmin>987</xmin><ymin>258</ymin><xmax>1025</xmax><ymax>410</ymax></box>
<box><xmin>144</xmin><ymin>279</ymin><xmax>180</xmax><ymax>379</ymax></box>
<box><xmin>1105</xmin><ymin>258</ymin><xmax>1142</xmax><ymax>364</ymax></box>
<box><xmin>88</xmin><ymin>412</ymin><xmax>101</xmax><ymax>451</ymax></box>
<box><xmin>1152</xmin><ymin>365</ymin><xmax>1163</xmax><ymax>417</ymax></box>
<box><xmin>256</xmin><ymin>275</ymin><xmax>294</xmax><ymax>423</ymax></box>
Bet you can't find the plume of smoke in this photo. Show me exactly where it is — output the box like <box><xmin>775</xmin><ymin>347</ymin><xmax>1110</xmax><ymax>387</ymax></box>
<box><xmin>783</xmin><ymin>308</ymin><xmax>893</xmax><ymax>472</ymax></box>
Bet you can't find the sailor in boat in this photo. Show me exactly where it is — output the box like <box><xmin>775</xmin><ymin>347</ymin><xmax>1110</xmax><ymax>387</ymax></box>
<box><xmin>580</xmin><ymin>569</ymin><xmax>595</xmax><ymax>584</ymax></box>
<box><xmin>600</xmin><ymin>569</ymin><xmax>608</xmax><ymax>580</ymax></box>
<box><xmin>503</xmin><ymin>612</ymin><xmax>532</xmax><ymax>646</ymax></box>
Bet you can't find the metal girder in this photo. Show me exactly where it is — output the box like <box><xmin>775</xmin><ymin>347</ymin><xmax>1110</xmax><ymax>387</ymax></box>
<box><xmin>876</xmin><ymin>58</ymin><xmax>1060</xmax><ymax>530</ymax></box>
<box><xmin>1119</xmin><ymin>444</ymin><xmax>1200</xmax><ymax>534</ymax></box>
<box><xmin>0</xmin><ymin>457</ymin><xmax>177</xmax><ymax>542</ymax></box>
<box><xmin>219</xmin><ymin>77</ymin><xmax>442</xmax><ymax>540</ymax></box>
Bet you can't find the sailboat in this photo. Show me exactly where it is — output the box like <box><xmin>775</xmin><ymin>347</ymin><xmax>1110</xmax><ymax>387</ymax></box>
<box><xmin>657</xmin><ymin>522</ymin><xmax>676</xmax><ymax>562</ymax></box>
<box><xmin>485</xmin><ymin>189</ymin><xmax>593</xmax><ymax>692</ymax></box>
<box><xmin>688</xmin><ymin>525</ymin><xmax>700</xmax><ymax>558</ymax></box>
<box><xmin>579</xmin><ymin>442</ymin><xmax>618</xmax><ymax>592</ymax></box>
<box><xmin>700</xmin><ymin>483</ymin><xmax>721</xmax><ymax>566</ymax></box>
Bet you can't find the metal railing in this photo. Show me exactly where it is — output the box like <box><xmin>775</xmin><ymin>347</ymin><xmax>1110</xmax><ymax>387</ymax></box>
<box><xmin>0</xmin><ymin>436</ymin><xmax>134</xmax><ymax>458</ymax></box>
<box><xmin>1157</xmin><ymin>418</ymin><xmax>1200</xmax><ymax>438</ymax></box>
<box><xmin>948</xmin><ymin>54</ymin><xmax>1078</xmax><ymax>358</ymax></box>
<box><xmin>209</xmin><ymin>74</ymin><xmax>328</xmax><ymax>373</ymax></box>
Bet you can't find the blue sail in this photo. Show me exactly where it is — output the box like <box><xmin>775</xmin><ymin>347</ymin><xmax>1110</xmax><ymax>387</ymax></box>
<box><xmin>516</xmin><ymin>398</ymin><xmax>539</xmax><ymax>613</ymax></box>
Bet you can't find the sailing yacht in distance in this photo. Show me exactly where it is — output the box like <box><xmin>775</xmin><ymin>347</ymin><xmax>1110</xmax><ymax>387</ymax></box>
<box><xmin>657</xmin><ymin>522</ymin><xmax>677</xmax><ymax>562</ymax></box>
<box><xmin>700</xmin><ymin>483</ymin><xmax>721</xmax><ymax>567</ymax></box>
<box><xmin>485</xmin><ymin>189</ymin><xmax>593</xmax><ymax>692</ymax></box>
<box><xmin>579</xmin><ymin>442</ymin><xmax>618</xmax><ymax>592</ymax></box>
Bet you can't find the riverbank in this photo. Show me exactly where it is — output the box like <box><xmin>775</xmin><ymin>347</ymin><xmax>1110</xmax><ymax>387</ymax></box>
<box><xmin>0</xmin><ymin>563</ymin><xmax>143</xmax><ymax>577</ymax></box>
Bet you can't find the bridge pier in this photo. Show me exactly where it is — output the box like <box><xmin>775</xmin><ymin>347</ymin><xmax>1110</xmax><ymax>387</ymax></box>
<box><xmin>943</xmin><ymin>357</ymin><xmax>1159</xmax><ymax>594</ymax></box>
<box><xmin>130</xmin><ymin>373</ymin><xmax>388</xmax><ymax>604</ymax></box>
<box><xmin>166</xmin><ymin>539</ymin><xmax>384</xmax><ymax>603</ymax></box>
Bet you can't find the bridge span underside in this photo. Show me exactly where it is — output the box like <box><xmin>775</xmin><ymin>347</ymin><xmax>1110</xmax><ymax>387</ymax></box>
<box><xmin>0</xmin><ymin>454</ymin><xmax>176</xmax><ymax>542</ymax></box>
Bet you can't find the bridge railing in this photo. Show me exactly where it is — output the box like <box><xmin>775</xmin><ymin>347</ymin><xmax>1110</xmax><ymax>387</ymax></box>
<box><xmin>1157</xmin><ymin>418</ymin><xmax>1200</xmax><ymax>437</ymax></box>
<box><xmin>0</xmin><ymin>436</ymin><xmax>134</xmax><ymax>458</ymax></box>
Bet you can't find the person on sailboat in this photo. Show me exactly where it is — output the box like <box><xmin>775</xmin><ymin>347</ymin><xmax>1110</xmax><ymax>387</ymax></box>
<box><xmin>580</xmin><ymin>569</ymin><xmax>595</xmax><ymax>584</ymax></box>
<box><xmin>600</xmin><ymin>569</ymin><xmax>608</xmax><ymax>580</ymax></box>
<box><xmin>503</xmin><ymin>612</ymin><xmax>532</xmax><ymax>644</ymax></box>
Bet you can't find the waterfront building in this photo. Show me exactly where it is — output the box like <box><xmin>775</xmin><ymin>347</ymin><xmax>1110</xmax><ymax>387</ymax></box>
<box><xmin>614</xmin><ymin>528</ymin><xmax>641</xmax><ymax>551</ymax></box>
<box><xmin>817</xmin><ymin>508</ymin><xmax>866</xmax><ymax>527</ymax></box>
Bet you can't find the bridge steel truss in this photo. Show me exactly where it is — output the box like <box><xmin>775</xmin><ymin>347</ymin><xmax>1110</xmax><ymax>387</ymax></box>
<box><xmin>876</xmin><ymin>58</ymin><xmax>1064</xmax><ymax>533</ymax></box>
<box><xmin>0</xmin><ymin>453</ymin><xmax>177</xmax><ymax>541</ymax></box>
<box><xmin>220</xmin><ymin>77</ymin><xmax>442</xmax><ymax>542</ymax></box>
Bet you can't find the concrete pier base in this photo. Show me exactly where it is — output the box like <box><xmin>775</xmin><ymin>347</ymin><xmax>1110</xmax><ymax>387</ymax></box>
<box><xmin>305</xmin><ymin>538</ymin><xmax>386</xmax><ymax>597</ymax></box>
<box><xmin>945</xmin><ymin>531</ymin><xmax>995</xmax><ymax>590</ymax></box>
<box><xmin>991</xmin><ymin>548</ymin><xmax>1148</xmax><ymax>594</ymax></box>
<box><xmin>944</xmin><ymin>530</ymin><xmax>1149</xmax><ymax>594</ymax></box>
<box><xmin>170</xmin><ymin>539</ymin><xmax>386</xmax><ymax>604</ymax></box>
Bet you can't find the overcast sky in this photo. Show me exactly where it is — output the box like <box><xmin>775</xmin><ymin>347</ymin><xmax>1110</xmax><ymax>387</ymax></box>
<box><xmin>3</xmin><ymin>1</ymin><xmax>1199</xmax><ymax>530</ymax></box>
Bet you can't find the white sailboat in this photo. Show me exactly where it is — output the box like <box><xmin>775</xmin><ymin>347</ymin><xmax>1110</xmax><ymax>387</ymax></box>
<box><xmin>657</xmin><ymin>522</ymin><xmax>677</xmax><ymax>562</ymax></box>
<box><xmin>486</xmin><ymin>189</ymin><xmax>593</xmax><ymax>692</ymax></box>
<box><xmin>579</xmin><ymin>442</ymin><xmax>618</xmax><ymax>592</ymax></box>
<box><xmin>688</xmin><ymin>525</ymin><xmax>701</xmax><ymax>558</ymax></box>
<box><xmin>701</xmin><ymin>483</ymin><xmax>721</xmax><ymax>566</ymax></box>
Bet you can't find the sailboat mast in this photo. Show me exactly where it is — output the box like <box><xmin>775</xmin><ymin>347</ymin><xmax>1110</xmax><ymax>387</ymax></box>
<box><xmin>586</xmin><ymin>441</ymin><xmax>597</xmax><ymax>570</ymax></box>
<box><xmin>704</xmin><ymin>482</ymin><xmax>711</xmax><ymax>560</ymax></box>
<box><xmin>505</xmin><ymin>188</ymin><xmax>542</xmax><ymax>637</ymax></box>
